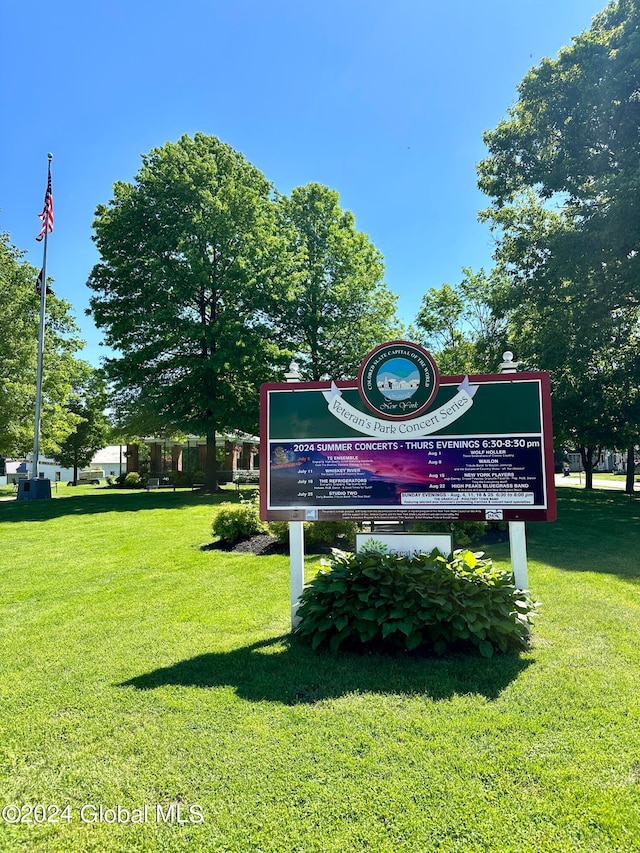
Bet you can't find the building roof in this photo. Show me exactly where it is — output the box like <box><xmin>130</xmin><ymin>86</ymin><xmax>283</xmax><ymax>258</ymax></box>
<box><xmin>6</xmin><ymin>461</ymin><xmax>28</xmax><ymax>474</ymax></box>
<box><xmin>91</xmin><ymin>445</ymin><xmax>127</xmax><ymax>465</ymax></box>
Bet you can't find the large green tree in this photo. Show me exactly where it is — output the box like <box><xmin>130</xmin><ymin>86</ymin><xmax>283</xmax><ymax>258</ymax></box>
<box><xmin>415</xmin><ymin>267</ymin><xmax>505</xmax><ymax>375</ymax></box>
<box><xmin>276</xmin><ymin>183</ymin><xmax>402</xmax><ymax>380</ymax></box>
<box><xmin>482</xmin><ymin>196</ymin><xmax>639</xmax><ymax>488</ymax></box>
<box><xmin>478</xmin><ymin>0</ymin><xmax>640</xmax><ymax>491</ymax></box>
<box><xmin>50</xmin><ymin>367</ymin><xmax>111</xmax><ymax>484</ymax></box>
<box><xmin>87</xmin><ymin>134</ymin><xmax>291</xmax><ymax>490</ymax></box>
<box><xmin>0</xmin><ymin>231</ymin><xmax>85</xmax><ymax>458</ymax></box>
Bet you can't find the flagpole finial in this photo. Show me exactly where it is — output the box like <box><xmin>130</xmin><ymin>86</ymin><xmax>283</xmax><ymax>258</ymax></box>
<box><xmin>47</xmin><ymin>153</ymin><xmax>53</xmax><ymax>161</ymax></box>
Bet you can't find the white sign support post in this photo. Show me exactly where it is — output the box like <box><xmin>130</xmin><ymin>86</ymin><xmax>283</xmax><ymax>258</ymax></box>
<box><xmin>508</xmin><ymin>520</ymin><xmax>529</xmax><ymax>590</ymax></box>
<box><xmin>289</xmin><ymin>520</ymin><xmax>305</xmax><ymax>628</ymax></box>
<box><xmin>285</xmin><ymin>361</ymin><xmax>305</xmax><ymax>628</ymax></box>
<box><xmin>499</xmin><ymin>352</ymin><xmax>529</xmax><ymax>589</ymax></box>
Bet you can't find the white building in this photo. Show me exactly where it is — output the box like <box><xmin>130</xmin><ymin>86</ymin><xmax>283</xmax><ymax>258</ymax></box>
<box><xmin>3</xmin><ymin>446</ymin><xmax>128</xmax><ymax>485</ymax></box>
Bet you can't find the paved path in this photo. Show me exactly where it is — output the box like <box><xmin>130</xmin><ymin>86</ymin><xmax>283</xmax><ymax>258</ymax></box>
<box><xmin>554</xmin><ymin>474</ymin><xmax>636</xmax><ymax>491</ymax></box>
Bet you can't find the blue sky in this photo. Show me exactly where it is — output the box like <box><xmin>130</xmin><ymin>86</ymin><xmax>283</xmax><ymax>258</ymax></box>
<box><xmin>1</xmin><ymin>0</ymin><xmax>606</xmax><ymax>366</ymax></box>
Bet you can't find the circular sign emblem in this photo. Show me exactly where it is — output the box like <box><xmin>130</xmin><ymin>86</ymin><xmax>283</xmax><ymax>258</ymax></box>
<box><xmin>357</xmin><ymin>341</ymin><xmax>439</xmax><ymax>420</ymax></box>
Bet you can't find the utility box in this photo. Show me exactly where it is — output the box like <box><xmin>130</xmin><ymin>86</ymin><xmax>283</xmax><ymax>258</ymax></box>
<box><xmin>16</xmin><ymin>478</ymin><xmax>52</xmax><ymax>501</ymax></box>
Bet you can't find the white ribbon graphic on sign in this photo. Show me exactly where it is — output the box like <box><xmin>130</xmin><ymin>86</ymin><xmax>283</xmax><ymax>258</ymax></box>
<box><xmin>322</xmin><ymin>377</ymin><xmax>479</xmax><ymax>437</ymax></box>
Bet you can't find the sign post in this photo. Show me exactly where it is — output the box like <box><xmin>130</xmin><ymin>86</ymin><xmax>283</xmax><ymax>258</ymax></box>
<box><xmin>289</xmin><ymin>520</ymin><xmax>305</xmax><ymax>628</ymax></box>
<box><xmin>508</xmin><ymin>521</ymin><xmax>529</xmax><ymax>589</ymax></box>
<box><xmin>284</xmin><ymin>361</ymin><xmax>305</xmax><ymax>628</ymax></box>
<box><xmin>499</xmin><ymin>352</ymin><xmax>529</xmax><ymax>588</ymax></box>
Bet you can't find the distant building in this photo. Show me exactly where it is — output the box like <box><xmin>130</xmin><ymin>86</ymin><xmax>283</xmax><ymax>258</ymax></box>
<box><xmin>91</xmin><ymin>445</ymin><xmax>128</xmax><ymax>479</ymax></box>
<box><xmin>562</xmin><ymin>449</ymin><xmax>633</xmax><ymax>473</ymax></box>
<box><xmin>1</xmin><ymin>434</ymin><xmax>259</xmax><ymax>486</ymax></box>
<box><xmin>124</xmin><ymin>433</ymin><xmax>259</xmax><ymax>482</ymax></box>
<box><xmin>2</xmin><ymin>447</ymin><xmax>127</xmax><ymax>485</ymax></box>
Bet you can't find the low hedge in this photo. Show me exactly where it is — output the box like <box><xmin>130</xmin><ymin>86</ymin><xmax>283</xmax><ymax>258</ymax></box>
<box><xmin>212</xmin><ymin>494</ymin><xmax>266</xmax><ymax>544</ymax></box>
<box><xmin>268</xmin><ymin>520</ymin><xmax>357</xmax><ymax>548</ymax></box>
<box><xmin>294</xmin><ymin>548</ymin><xmax>538</xmax><ymax>657</ymax></box>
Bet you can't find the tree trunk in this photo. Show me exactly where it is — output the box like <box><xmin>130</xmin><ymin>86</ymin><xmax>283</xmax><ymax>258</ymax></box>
<box><xmin>204</xmin><ymin>432</ymin><xmax>218</xmax><ymax>492</ymax></box>
<box><xmin>579</xmin><ymin>445</ymin><xmax>595</xmax><ymax>489</ymax></box>
<box><xmin>625</xmin><ymin>445</ymin><xmax>636</xmax><ymax>495</ymax></box>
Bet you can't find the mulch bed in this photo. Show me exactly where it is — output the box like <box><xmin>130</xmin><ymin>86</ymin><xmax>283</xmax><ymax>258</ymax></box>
<box><xmin>201</xmin><ymin>534</ymin><xmax>288</xmax><ymax>555</ymax></box>
<box><xmin>201</xmin><ymin>527</ymin><xmax>508</xmax><ymax>556</ymax></box>
<box><xmin>201</xmin><ymin>534</ymin><xmax>338</xmax><ymax>556</ymax></box>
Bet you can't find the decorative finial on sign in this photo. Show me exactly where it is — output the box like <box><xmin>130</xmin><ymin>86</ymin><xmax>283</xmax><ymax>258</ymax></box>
<box><xmin>285</xmin><ymin>360</ymin><xmax>301</xmax><ymax>383</ymax></box>
<box><xmin>499</xmin><ymin>351</ymin><xmax>519</xmax><ymax>373</ymax></box>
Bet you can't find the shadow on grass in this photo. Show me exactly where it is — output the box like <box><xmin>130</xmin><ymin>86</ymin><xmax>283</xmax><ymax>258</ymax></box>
<box><xmin>527</xmin><ymin>488</ymin><xmax>640</xmax><ymax>579</ymax></box>
<box><xmin>0</xmin><ymin>488</ymin><xmax>235</xmax><ymax>523</ymax></box>
<box><xmin>119</xmin><ymin>635</ymin><xmax>532</xmax><ymax>705</ymax></box>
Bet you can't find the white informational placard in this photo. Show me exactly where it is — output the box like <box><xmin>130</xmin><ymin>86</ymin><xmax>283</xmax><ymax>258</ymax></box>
<box><xmin>355</xmin><ymin>533</ymin><xmax>452</xmax><ymax>559</ymax></box>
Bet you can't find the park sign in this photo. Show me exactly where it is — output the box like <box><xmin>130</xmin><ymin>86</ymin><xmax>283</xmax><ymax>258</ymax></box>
<box><xmin>260</xmin><ymin>341</ymin><xmax>556</xmax><ymax>524</ymax></box>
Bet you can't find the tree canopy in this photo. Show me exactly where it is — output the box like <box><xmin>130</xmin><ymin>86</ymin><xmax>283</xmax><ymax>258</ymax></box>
<box><xmin>50</xmin><ymin>367</ymin><xmax>111</xmax><ymax>484</ymax></box>
<box><xmin>479</xmin><ymin>0</ymin><xmax>640</xmax><ymax>246</ymax></box>
<box><xmin>277</xmin><ymin>183</ymin><xmax>402</xmax><ymax>380</ymax></box>
<box><xmin>87</xmin><ymin>133</ymin><xmax>292</xmax><ymax>489</ymax></box>
<box><xmin>478</xmin><ymin>0</ymin><xmax>640</xmax><ymax>489</ymax></box>
<box><xmin>0</xmin><ymin>231</ymin><xmax>85</xmax><ymax>458</ymax></box>
<box><xmin>415</xmin><ymin>267</ymin><xmax>504</xmax><ymax>375</ymax></box>
<box><xmin>88</xmin><ymin>141</ymin><xmax>405</xmax><ymax>490</ymax></box>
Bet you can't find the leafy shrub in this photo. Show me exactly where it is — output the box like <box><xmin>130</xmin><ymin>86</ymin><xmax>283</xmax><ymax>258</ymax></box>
<box><xmin>267</xmin><ymin>521</ymin><xmax>290</xmax><ymax>544</ymax></box>
<box><xmin>294</xmin><ymin>548</ymin><xmax>538</xmax><ymax>656</ymax></box>
<box><xmin>233</xmin><ymin>470</ymin><xmax>260</xmax><ymax>485</ymax></box>
<box><xmin>306</xmin><ymin>520</ymin><xmax>357</xmax><ymax>547</ymax></box>
<box><xmin>171</xmin><ymin>470</ymin><xmax>206</xmax><ymax>487</ymax></box>
<box><xmin>212</xmin><ymin>493</ymin><xmax>266</xmax><ymax>544</ymax></box>
<box><xmin>124</xmin><ymin>471</ymin><xmax>142</xmax><ymax>488</ymax></box>
<box><xmin>267</xmin><ymin>520</ymin><xmax>357</xmax><ymax>548</ymax></box>
<box><xmin>171</xmin><ymin>471</ymin><xmax>190</xmax><ymax>487</ymax></box>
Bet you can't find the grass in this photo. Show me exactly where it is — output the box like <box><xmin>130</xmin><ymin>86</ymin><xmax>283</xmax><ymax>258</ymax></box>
<box><xmin>566</xmin><ymin>471</ymin><xmax>638</xmax><ymax>482</ymax></box>
<box><xmin>0</xmin><ymin>487</ymin><xmax>639</xmax><ymax>851</ymax></box>
<box><xmin>591</xmin><ymin>472</ymin><xmax>628</xmax><ymax>481</ymax></box>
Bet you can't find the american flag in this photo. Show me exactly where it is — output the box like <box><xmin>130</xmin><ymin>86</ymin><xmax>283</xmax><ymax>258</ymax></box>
<box><xmin>36</xmin><ymin>169</ymin><xmax>53</xmax><ymax>242</ymax></box>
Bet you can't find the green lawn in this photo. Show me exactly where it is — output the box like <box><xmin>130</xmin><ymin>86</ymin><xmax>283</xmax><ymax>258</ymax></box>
<box><xmin>0</xmin><ymin>487</ymin><xmax>639</xmax><ymax>852</ymax></box>
<box><xmin>565</xmin><ymin>471</ymin><xmax>637</xmax><ymax>482</ymax></box>
<box><xmin>592</xmin><ymin>471</ymin><xmax>639</xmax><ymax>482</ymax></box>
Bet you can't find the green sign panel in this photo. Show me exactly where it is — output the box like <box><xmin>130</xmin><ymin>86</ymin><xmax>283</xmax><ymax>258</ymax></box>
<box><xmin>260</xmin><ymin>343</ymin><xmax>556</xmax><ymax>524</ymax></box>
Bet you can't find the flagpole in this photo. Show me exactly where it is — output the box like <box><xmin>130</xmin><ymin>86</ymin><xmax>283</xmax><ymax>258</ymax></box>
<box><xmin>31</xmin><ymin>153</ymin><xmax>53</xmax><ymax>480</ymax></box>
